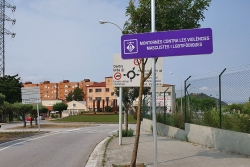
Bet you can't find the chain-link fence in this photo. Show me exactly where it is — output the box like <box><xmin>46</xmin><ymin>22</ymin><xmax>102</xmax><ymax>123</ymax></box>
<box><xmin>142</xmin><ymin>64</ymin><xmax>250</xmax><ymax>133</ymax></box>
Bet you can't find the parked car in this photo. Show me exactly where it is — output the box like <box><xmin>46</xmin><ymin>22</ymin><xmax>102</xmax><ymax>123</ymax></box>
<box><xmin>26</xmin><ymin>117</ymin><xmax>33</xmax><ymax>121</ymax></box>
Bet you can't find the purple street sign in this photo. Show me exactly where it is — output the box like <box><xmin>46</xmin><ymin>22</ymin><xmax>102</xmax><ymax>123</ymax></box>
<box><xmin>121</xmin><ymin>28</ymin><xmax>213</xmax><ymax>59</ymax></box>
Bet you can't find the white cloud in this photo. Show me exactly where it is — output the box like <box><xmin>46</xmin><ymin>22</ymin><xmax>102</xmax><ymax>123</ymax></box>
<box><xmin>199</xmin><ymin>86</ymin><xmax>208</xmax><ymax>90</ymax></box>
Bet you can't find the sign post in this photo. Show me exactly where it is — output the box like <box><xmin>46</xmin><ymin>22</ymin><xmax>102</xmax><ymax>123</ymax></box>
<box><xmin>151</xmin><ymin>1</ymin><xmax>158</xmax><ymax>166</ymax></box>
<box><xmin>21</xmin><ymin>86</ymin><xmax>41</xmax><ymax>132</ymax></box>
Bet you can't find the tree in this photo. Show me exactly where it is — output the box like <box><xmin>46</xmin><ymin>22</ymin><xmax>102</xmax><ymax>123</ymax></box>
<box><xmin>66</xmin><ymin>87</ymin><xmax>85</xmax><ymax>101</ymax></box>
<box><xmin>0</xmin><ymin>74</ymin><xmax>22</xmax><ymax>104</ymax></box>
<box><xmin>30</xmin><ymin>107</ymin><xmax>37</xmax><ymax>126</ymax></box>
<box><xmin>52</xmin><ymin>102</ymin><xmax>68</xmax><ymax>118</ymax></box>
<box><xmin>31</xmin><ymin>105</ymin><xmax>49</xmax><ymax>125</ymax></box>
<box><xmin>1</xmin><ymin>101</ymin><xmax>12</xmax><ymax>123</ymax></box>
<box><xmin>40</xmin><ymin>106</ymin><xmax>49</xmax><ymax>115</ymax></box>
<box><xmin>12</xmin><ymin>103</ymin><xmax>33</xmax><ymax>127</ymax></box>
<box><xmin>115</xmin><ymin>87</ymin><xmax>150</xmax><ymax>135</ymax></box>
<box><xmin>124</xmin><ymin>0</ymin><xmax>211</xmax><ymax>166</ymax></box>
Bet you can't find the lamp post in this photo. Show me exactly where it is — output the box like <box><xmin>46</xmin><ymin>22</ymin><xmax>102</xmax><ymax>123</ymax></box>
<box><xmin>169</xmin><ymin>71</ymin><xmax>183</xmax><ymax>112</ymax></box>
<box><xmin>99</xmin><ymin>20</ymin><xmax>123</xmax><ymax>145</ymax></box>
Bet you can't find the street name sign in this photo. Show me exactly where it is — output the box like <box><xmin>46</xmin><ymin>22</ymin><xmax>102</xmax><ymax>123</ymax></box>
<box><xmin>21</xmin><ymin>86</ymin><xmax>41</xmax><ymax>104</ymax></box>
<box><xmin>113</xmin><ymin>54</ymin><xmax>163</xmax><ymax>87</ymax></box>
<box><xmin>121</xmin><ymin>28</ymin><xmax>213</xmax><ymax>59</ymax></box>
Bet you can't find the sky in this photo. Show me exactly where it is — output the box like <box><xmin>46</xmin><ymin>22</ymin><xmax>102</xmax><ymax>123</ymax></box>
<box><xmin>4</xmin><ymin>0</ymin><xmax>250</xmax><ymax>89</ymax></box>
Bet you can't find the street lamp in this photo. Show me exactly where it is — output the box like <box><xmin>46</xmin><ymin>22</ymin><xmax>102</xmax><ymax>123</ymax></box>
<box><xmin>99</xmin><ymin>20</ymin><xmax>123</xmax><ymax>32</ymax></box>
<box><xmin>169</xmin><ymin>71</ymin><xmax>183</xmax><ymax>112</ymax></box>
<box><xmin>99</xmin><ymin>20</ymin><xmax>123</xmax><ymax>145</ymax></box>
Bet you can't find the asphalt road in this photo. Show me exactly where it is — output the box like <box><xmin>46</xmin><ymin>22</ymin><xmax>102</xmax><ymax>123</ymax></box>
<box><xmin>0</xmin><ymin>124</ymin><xmax>119</xmax><ymax>167</ymax></box>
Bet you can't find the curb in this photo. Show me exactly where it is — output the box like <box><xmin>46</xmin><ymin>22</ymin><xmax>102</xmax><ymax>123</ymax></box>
<box><xmin>85</xmin><ymin>136</ymin><xmax>109</xmax><ymax>167</ymax></box>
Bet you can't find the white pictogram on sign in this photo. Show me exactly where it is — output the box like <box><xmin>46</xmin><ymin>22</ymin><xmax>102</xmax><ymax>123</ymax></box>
<box><xmin>124</xmin><ymin>39</ymin><xmax>138</xmax><ymax>54</ymax></box>
<box><xmin>127</xmin><ymin>42</ymin><xmax>135</xmax><ymax>52</ymax></box>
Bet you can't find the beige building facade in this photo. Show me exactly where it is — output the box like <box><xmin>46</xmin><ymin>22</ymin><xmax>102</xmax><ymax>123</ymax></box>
<box><xmin>86</xmin><ymin>77</ymin><xmax>117</xmax><ymax>111</ymax></box>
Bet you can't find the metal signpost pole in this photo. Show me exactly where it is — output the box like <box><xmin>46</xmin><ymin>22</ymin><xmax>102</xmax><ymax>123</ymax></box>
<box><xmin>99</xmin><ymin>21</ymin><xmax>123</xmax><ymax>145</ymax></box>
<box><xmin>119</xmin><ymin>87</ymin><xmax>123</xmax><ymax>145</ymax></box>
<box><xmin>151</xmin><ymin>0</ymin><xmax>158</xmax><ymax>166</ymax></box>
<box><xmin>37</xmin><ymin>103</ymin><xmax>40</xmax><ymax>132</ymax></box>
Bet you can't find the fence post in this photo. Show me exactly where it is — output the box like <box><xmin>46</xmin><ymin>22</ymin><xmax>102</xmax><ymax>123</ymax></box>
<box><xmin>219</xmin><ymin>68</ymin><xmax>226</xmax><ymax>129</ymax></box>
<box><xmin>184</xmin><ymin>76</ymin><xmax>191</xmax><ymax>123</ymax></box>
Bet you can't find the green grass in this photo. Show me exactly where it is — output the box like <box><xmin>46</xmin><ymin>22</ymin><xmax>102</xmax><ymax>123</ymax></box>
<box><xmin>53</xmin><ymin>114</ymin><xmax>137</xmax><ymax>123</ymax></box>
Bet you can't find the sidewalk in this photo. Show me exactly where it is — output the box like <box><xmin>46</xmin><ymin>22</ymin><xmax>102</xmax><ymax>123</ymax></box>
<box><xmin>92</xmin><ymin>130</ymin><xmax>250</xmax><ymax>167</ymax></box>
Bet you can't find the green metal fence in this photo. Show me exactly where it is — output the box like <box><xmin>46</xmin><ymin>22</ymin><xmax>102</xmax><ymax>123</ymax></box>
<box><xmin>142</xmin><ymin>64</ymin><xmax>250</xmax><ymax>133</ymax></box>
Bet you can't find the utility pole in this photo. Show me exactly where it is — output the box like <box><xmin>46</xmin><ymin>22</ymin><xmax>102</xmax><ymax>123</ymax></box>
<box><xmin>0</xmin><ymin>0</ymin><xmax>16</xmax><ymax>77</ymax></box>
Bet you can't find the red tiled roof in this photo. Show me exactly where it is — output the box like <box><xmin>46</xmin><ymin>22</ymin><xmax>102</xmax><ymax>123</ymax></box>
<box><xmin>88</xmin><ymin>82</ymin><xmax>106</xmax><ymax>87</ymax></box>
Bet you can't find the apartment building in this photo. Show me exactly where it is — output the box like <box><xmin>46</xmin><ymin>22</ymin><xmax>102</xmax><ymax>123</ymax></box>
<box><xmin>86</xmin><ymin>77</ymin><xmax>117</xmax><ymax>111</ymax></box>
<box><xmin>58</xmin><ymin>80</ymin><xmax>79</xmax><ymax>100</ymax></box>
<box><xmin>23</xmin><ymin>79</ymin><xmax>96</xmax><ymax>101</ymax></box>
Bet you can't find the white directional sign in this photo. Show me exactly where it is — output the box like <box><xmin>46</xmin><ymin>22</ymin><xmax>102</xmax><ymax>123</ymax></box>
<box><xmin>113</xmin><ymin>54</ymin><xmax>163</xmax><ymax>87</ymax></box>
<box><xmin>21</xmin><ymin>86</ymin><xmax>41</xmax><ymax>104</ymax></box>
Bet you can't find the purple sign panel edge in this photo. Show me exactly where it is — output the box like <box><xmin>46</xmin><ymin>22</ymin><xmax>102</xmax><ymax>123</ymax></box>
<box><xmin>121</xmin><ymin>28</ymin><xmax>213</xmax><ymax>59</ymax></box>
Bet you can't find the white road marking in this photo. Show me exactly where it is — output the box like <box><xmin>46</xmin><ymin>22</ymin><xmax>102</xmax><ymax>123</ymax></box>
<box><xmin>0</xmin><ymin>128</ymin><xmax>113</xmax><ymax>152</ymax></box>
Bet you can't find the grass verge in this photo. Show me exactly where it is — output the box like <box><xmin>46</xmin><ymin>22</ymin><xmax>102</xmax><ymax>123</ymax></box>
<box><xmin>102</xmin><ymin>135</ymin><xmax>114</xmax><ymax>167</ymax></box>
<box><xmin>0</xmin><ymin>131</ymin><xmax>48</xmax><ymax>144</ymax></box>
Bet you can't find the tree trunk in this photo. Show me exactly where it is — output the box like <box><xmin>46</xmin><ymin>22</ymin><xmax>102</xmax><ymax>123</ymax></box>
<box><xmin>2</xmin><ymin>112</ymin><xmax>6</xmax><ymax>123</ymax></box>
<box><xmin>130</xmin><ymin>71</ymin><xmax>144</xmax><ymax>167</ymax></box>
<box><xmin>30</xmin><ymin>118</ymin><xmax>32</xmax><ymax>126</ymax></box>
<box><xmin>60</xmin><ymin>111</ymin><xmax>62</xmax><ymax>118</ymax></box>
<box><xmin>23</xmin><ymin>115</ymin><xmax>26</xmax><ymax>128</ymax></box>
<box><xmin>35</xmin><ymin>117</ymin><xmax>38</xmax><ymax>125</ymax></box>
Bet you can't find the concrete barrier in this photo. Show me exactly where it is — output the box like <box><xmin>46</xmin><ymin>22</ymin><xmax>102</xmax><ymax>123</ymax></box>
<box><xmin>142</xmin><ymin>118</ymin><xmax>250</xmax><ymax>156</ymax></box>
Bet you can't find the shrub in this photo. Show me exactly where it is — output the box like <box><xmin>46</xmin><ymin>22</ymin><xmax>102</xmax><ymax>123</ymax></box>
<box><xmin>117</xmin><ymin>128</ymin><xmax>134</xmax><ymax>137</ymax></box>
<box><xmin>51</xmin><ymin>114</ymin><xmax>58</xmax><ymax>119</ymax></box>
<box><xmin>104</xmin><ymin>106</ymin><xmax>112</xmax><ymax>112</ymax></box>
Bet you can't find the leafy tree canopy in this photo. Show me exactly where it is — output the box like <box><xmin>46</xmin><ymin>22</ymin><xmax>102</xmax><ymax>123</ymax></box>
<box><xmin>52</xmin><ymin>102</ymin><xmax>68</xmax><ymax>112</ymax></box>
<box><xmin>124</xmin><ymin>0</ymin><xmax>211</xmax><ymax>34</ymax></box>
<box><xmin>0</xmin><ymin>93</ymin><xmax>5</xmax><ymax>106</ymax></box>
<box><xmin>66</xmin><ymin>87</ymin><xmax>85</xmax><ymax>101</ymax></box>
<box><xmin>0</xmin><ymin>74</ymin><xmax>22</xmax><ymax>103</ymax></box>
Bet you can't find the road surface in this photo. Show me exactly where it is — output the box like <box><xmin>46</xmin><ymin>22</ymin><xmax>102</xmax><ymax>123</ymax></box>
<box><xmin>0</xmin><ymin>124</ymin><xmax>120</xmax><ymax>167</ymax></box>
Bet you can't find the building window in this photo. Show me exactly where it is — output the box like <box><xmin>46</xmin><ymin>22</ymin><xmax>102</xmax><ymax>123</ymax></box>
<box><xmin>65</xmin><ymin>89</ymin><xmax>69</xmax><ymax>92</ymax></box>
<box><xmin>44</xmin><ymin>86</ymin><xmax>47</xmax><ymax>88</ymax></box>
<box><xmin>106</xmin><ymin>97</ymin><xmax>109</xmax><ymax>101</ymax></box>
<box><xmin>95</xmin><ymin>89</ymin><xmax>101</xmax><ymax>92</ymax></box>
<box><xmin>53</xmin><ymin>85</ymin><xmax>57</xmax><ymax>88</ymax></box>
<box><xmin>111</xmin><ymin>92</ymin><xmax>114</xmax><ymax>96</ymax></box>
<box><xmin>89</xmin><ymin>97</ymin><xmax>92</xmax><ymax>101</ymax></box>
<box><xmin>106</xmin><ymin>88</ymin><xmax>109</xmax><ymax>92</ymax></box>
<box><xmin>95</xmin><ymin>97</ymin><xmax>101</xmax><ymax>100</ymax></box>
<box><xmin>89</xmin><ymin>89</ymin><xmax>93</xmax><ymax>93</ymax></box>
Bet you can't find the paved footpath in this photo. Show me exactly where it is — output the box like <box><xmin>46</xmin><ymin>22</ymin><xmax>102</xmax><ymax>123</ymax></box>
<box><xmin>94</xmin><ymin>130</ymin><xmax>250</xmax><ymax>167</ymax></box>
